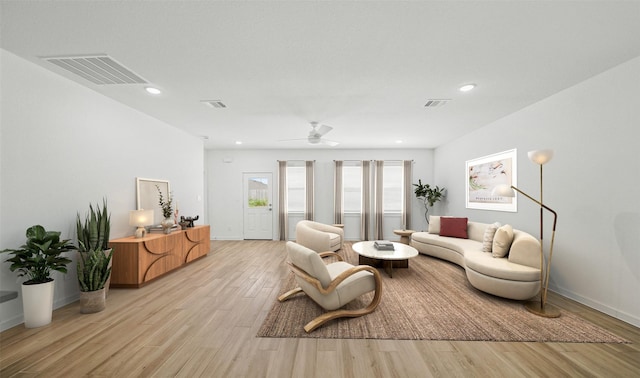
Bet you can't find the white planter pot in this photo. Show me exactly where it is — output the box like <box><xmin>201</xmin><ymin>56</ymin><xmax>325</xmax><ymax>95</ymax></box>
<box><xmin>21</xmin><ymin>280</ymin><xmax>54</xmax><ymax>328</ymax></box>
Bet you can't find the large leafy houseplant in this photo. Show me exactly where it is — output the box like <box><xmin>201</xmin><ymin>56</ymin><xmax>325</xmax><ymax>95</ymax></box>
<box><xmin>413</xmin><ymin>179</ymin><xmax>446</xmax><ymax>225</ymax></box>
<box><xmin>1</xmin><ymin>225</ymin><xmax>74</xmax><ymax>284</ymax></box>
<box><xmin>1</xmin><ymin>225</ymin><xmax>74</xmax><ymax>327</ymax></box>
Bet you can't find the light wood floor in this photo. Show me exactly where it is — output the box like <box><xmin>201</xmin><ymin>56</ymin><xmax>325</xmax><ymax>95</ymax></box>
<box><xmin>1</xmin><ymin>240</ymin><xmax>639</xmax><ymax>377</ymax></box>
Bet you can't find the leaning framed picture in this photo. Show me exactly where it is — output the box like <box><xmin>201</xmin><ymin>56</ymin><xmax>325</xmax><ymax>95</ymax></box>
<box><xmin>466</xmin><ymin>149</ymin><xmax>517</xmax><ymax>212</ymax></box>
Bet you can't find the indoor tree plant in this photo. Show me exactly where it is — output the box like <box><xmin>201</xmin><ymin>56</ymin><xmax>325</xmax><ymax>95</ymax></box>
<box><xmin>413</xmin><ymin>179</ymin><xmax>446</xmax><ymax>225</ymax></box>
<box><xmin>76</xmin><ymin>199</ymin><xmax>112</xmax><ymax>313</ymax></box>
<box><xmin>1</xmin><ymin>225</ymin><xmax>74</xmax><ymax>328</ymax></box>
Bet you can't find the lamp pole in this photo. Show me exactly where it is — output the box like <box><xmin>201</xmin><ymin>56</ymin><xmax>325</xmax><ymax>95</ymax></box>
<box><xmin>510</xmin><ymin>186</ymin><xmax>560</xmax><ymax>318</ymax></box>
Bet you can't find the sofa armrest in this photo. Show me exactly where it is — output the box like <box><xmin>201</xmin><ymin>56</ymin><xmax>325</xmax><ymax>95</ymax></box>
<box><xmin>310</xmin><ymin>222</ymin><xmax>344</xmax><ymax>240</ymax></box>
<box><xmin>508</xmin><ymin>230</ymin><xmax>541</xmax><ymax>270</ymax></box>
<box><xmin>296</xmin><ymin>221</ymin><xmax>344</xmax><ymax>252</ymax></box>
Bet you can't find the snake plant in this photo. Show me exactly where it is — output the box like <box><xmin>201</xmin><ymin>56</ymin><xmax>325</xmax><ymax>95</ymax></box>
<box><xmin>77</xmin><ymin>248</ymin><xmax>113</xmax><ymax>292</ymax></box>
<box><xmin>76</xmin><ymin>199</ymin><xmax>110</xmax><ymax>253</ymax></box>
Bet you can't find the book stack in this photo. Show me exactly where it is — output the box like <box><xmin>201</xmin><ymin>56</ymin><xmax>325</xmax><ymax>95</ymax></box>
<box><xmin>374</xmin><ymin>241</ymin><xmax>395</xmax><ymax>251</ymax></box>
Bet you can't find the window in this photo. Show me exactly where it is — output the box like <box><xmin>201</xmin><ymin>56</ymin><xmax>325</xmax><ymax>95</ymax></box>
<box><xmin>342</xmin><ymin>164</ymin><xmax>362</xmax><ymax>213</ymax></box>
<box><xmin>383</xmin><ymin>162</ymin><xmax>403</xmax><ymax>213</ymax></box>
<box><xmin>286</xmin><ymin>165</ymin><xmax>305</xmax><ymax>212</ymax></box>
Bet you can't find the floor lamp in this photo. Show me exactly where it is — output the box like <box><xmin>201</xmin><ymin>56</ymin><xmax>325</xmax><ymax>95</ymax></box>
<box><xmin>492</xmin><ymin>184</ymin><xmax>560</xmax><ymax>318</ymax></box>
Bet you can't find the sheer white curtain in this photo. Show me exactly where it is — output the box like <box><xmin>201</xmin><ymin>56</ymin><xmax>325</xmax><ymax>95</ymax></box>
<box><xmin>361</xmin><ymin>160</ymin><xmax>371</xmax><ymax>241</ymax></box>
<box><xmin>334</xmin><ymin>160</ymin><xmax>343</xmax><ymax>224</ymax></box>
<box><xmin>402</xmin><ymin>160</ymin><xmax>413</xmax><ymax>230</ymax></box>
<box><xmin>304</xmin><ymin>160</ymin><xmax>315</xmax><ymax>220</ymax></box>
<box><xmin>374</xmin><ymin>160</ymin><xmax>384</xmax><ymax>240</ymax></box>
<box><xmin>278</xmin><ymin>160</ymin><xmax>287</xmax><ymax>240</ymax></box>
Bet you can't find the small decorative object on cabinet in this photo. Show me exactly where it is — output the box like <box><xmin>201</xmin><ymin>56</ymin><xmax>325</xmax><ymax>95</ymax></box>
<box><xmin>1</xmin><ymin>225</ymin><xmax>74</xmax><ymax>328</ymax></box>
<box><xmin>108</xmin><ymin>225</ymin><xmax>210</xmax><ymax>288</ymax></box>
<box><xmin>156</xmin><ymin>185</ymin><xmax>175</xmax><ymax>234</ymax></box>
<box><xmin>181</xmin><ymin>215</ymin><xmax>199</xmax><ymax>228</ymax></box>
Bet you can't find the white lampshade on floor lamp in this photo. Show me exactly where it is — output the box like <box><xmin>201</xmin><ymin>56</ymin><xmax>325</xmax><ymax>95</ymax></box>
<box><xmin>492</xmin><ymin>154</ymin><xmax>560</xmax><ymax>318</ymax></box>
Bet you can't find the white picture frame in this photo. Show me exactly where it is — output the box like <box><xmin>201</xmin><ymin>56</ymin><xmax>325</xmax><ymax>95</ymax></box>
<box><xmin>466</xmin><ymin>149</ymin><xmax>517</xmax><ymax>212</ymax></box>
<box><xmin>136</xmin><ymin>177</ymin><xmax>170</xmax><ymax>226</ymax></box>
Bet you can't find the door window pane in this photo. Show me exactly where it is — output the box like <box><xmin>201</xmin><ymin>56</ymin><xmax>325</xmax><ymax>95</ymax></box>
<box><xmin>247</xmin><ymin>177</ymin><xmax>269</xmax><ymax>207</ymax></box>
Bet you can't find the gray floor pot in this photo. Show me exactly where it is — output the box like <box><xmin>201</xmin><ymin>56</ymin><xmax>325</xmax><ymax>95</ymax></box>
<box><xmin>79</xmin><ymin>288</ymin><xmax>106</xmax><ymax>314</ymax></box>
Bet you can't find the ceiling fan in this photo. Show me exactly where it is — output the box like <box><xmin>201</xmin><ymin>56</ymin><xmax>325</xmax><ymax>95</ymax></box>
<box><xmin>280</xmin><ymin>122</ymin><xmax>340</xmax><ymax>147</ymax></box>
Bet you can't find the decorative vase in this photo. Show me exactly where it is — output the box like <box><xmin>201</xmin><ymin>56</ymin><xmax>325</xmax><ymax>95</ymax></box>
<box><xmin>79</xmin><ymin>288</ymin><xmax>106</xmax><ymax>314</ymax></box>
<box><xmin>161</xmin><ymin>218</ymin><xmax>174</xmax><ymax>234</ymax></box>
<box><xmin>22</xmin><ymin>280</ymin><xmax>55</xmax><ymax>328</ymax></box>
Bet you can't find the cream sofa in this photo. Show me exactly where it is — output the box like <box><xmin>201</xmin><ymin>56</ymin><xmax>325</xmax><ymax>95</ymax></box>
<box><xmin>410</xmin><ymin>216</ymin><xmax>541</xmax><ymax>300</ymax></box>
<box><xmin>295</xmin><ymin>220</ymin><xmax>344</xmax><ymax>252</ymax></box>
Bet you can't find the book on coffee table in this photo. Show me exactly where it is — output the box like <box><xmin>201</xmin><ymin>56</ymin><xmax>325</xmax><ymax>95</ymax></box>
<box><xmin>374</xmin><ymin>240</ymin><xmax>395</xmax><ymax>250</ymax></box>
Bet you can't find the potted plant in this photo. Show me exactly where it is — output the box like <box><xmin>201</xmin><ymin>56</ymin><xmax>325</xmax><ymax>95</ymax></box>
<box><xmin>413</xmin><ymin>179</ymin><xmax>446</xmax><ymax>225</ymax></box>
<box><xmin>77</xmin><ymin>248</ymin><xmax>113</xmax><ymax>313</ymax></box>
<box><xmin>76</xmin><ymin>199</ymin><xmax>112</xmax><ymax>312</ymax></box>
<box><xmin>1</xmin><ymin>225</ymin><xmax>74</xmax><ymax>328</ymax></box>
<box><xmin>156</xmin><ymin>184</ymin><xmax>174</xmax><ymax>234</ymax></box>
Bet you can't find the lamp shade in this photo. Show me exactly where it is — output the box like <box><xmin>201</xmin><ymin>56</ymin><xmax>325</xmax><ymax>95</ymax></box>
<box><xmin>528</xmin><ymin>149</ymin><xmax>554</xmax><ymax>165</ymax></box>
<box><xmin>492</xmin><ymin>184</ymin><xmax>516</xmax><ymax>198</ymax></box>
<box><xmin>129</xmin><ymin>209</ymin><xmax>154</xmax><ymax>227</ymax></box>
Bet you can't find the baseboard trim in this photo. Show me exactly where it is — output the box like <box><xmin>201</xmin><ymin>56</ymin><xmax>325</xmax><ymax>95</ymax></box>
<box><xmin>551</xmin><ymin>285</ymin><xmax>640</xmax><ymax>328</ymax></box>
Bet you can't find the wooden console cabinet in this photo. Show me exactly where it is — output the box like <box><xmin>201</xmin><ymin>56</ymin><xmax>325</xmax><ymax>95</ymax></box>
<box><xmin>108</xmin><ymin>225</ymin><xmax>210</xmax><ymax>288</ymax></box>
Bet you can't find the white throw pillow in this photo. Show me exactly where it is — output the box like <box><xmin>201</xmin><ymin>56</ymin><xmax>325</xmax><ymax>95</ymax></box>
<box><xmin>492</xmin><ymin>224</ymin><xmax>514</xmax><ymax>258</ymax></box>
<box><xmin>427</xmin><ymin>216</ymin><xmax>441</xmax><ymax>234</ymax></box>
<box><xmin>482</xmin><ymin>222</ymin><xmax>501</xmax><ymax>252</ymax></box>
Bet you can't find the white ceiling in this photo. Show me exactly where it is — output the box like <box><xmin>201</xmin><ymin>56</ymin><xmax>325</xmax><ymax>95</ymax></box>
<box><xmin>2</xmin><ymin>1</ymin><xmax>639</xmax><ymax>150</ymax></box>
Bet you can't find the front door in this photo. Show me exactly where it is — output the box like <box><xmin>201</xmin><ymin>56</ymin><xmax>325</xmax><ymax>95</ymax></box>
<box><xmin>243</xmin><ymin>172</ymin><xmax>273</xmax><ymax>239</ymax></box>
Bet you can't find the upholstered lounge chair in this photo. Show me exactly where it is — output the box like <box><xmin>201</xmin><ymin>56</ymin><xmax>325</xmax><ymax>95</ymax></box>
<box><xmin>278</xmin><ymin>241</ymin><xmax>382</xmax><ymax>332</ymax></box>
<box><xmin>295</xmin><ymin>220</ymin><xmax>344</xmax><ymax>252</ymax></box>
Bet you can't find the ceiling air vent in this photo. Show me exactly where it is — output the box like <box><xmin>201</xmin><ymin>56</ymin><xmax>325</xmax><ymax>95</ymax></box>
<box><xmin>424</xmin><ymin>99</ymin><xmax>451</xmax><ymax>108</ymax></box>
<box><xmin>201</xmin><ymin>100</ymin><xmax>227</xmax><ymax>109</ymax></box>
<box><xmin>42</xmin><ymin>55</ymin><xmax>148</xmax><ymax>85</ymax></box>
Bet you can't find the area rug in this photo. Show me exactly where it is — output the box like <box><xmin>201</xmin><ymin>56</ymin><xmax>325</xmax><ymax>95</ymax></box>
<box><xmin>257</xmin><ymin>243</ymin><xmax>628</xmax><ymax>343</ymax></box>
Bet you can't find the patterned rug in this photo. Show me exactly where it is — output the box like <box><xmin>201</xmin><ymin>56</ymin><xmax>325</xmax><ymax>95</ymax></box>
<box><xmin>257</xmin><ymin>243</ymin><xmax>628</xmax><ymax>342</ymax></box>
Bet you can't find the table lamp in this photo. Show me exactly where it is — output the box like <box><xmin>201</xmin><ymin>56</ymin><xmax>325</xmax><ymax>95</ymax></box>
<box><xmin>129</xmin><ymin>209</ymin><xmax>154</xmax><ymax>238</ymax></box>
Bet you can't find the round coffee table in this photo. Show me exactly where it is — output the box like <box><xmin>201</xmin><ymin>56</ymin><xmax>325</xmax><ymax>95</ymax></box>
<box><xmin>352</xmin><ymin>241</ymin><xmax>419</xmax><ymax>278</ymax></box>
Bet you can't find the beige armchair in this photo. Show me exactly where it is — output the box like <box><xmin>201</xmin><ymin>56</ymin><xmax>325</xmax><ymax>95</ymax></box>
<box><xmin>295</xmin><ymin>220</ymin><xmax>344</xmax><ymax>252</ymax></box>
<box><xmin>278</xmin><ymin>241</ymin><xmax>382</xmax><ymax>332</ymax></box>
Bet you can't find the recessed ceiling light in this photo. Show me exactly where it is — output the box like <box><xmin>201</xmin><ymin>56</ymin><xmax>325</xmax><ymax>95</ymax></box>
<box><xmin>235</xmin><ymin>141</ymin><xmax>242</xmax><ymax>145</ymax></box>
<box><xmin>395</xmin><ymin>140</ymin><xmax>403</xmax><ymax>144</ymax></box>
<box><xmin>145</xmin><ymin>87</ymin><xmax>162</xmax><ymax>95</ymax></box>
<box><xmin>459</xmin><ymin>84</ymin><xmax>476</xmax><ymax>92</ymax></box>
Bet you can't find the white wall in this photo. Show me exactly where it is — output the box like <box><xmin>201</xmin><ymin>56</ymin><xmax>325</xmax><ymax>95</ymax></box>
<box><xmin>434</xmin><ymin>56</ymin><xmax>640</xmax><ymax>327</ymax></box>
<box><xmin>205</xmin><ymin>149</ymin><xmax>435</xmax><ymax>241</ymax></box>
<box><xmin>0</xmin><ymin>50</ymin><xmax>205</xmax><ymax>331</ymax></box>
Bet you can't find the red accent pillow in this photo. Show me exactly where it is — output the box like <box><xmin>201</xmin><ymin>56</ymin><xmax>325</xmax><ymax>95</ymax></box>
<box><xmin>439</xmin><ymin>217</ymin><xmax>469</xmax><ymax>239</ymax></box>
